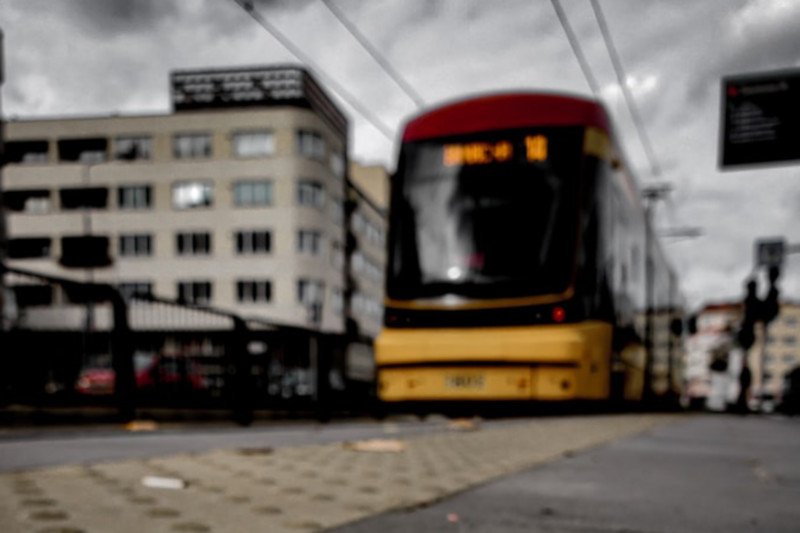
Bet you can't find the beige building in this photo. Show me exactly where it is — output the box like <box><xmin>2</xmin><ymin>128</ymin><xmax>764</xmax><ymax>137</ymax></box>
<box><xmin>687</xmin><ymin>300</ymin><xmax>800</xmax><ymax>406</ymax></box>
<box><xmin>347</xmin><ymin>163</ymin><xmax>388</xmax><ymax>339</ymax></box>
<box><xmin>1</xmin><ymin>66</ymin><xmax>387</xmax><ymax>338</ymax></box>
<box><xmin>761</xmin><ymin>302</ymin><xmax>800</xmax><ymax>399</ymax></box>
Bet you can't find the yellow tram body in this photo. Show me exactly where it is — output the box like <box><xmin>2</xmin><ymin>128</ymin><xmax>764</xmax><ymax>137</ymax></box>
<box><xmin>376</xmin><ymin>93</ymin><xmax>682</xmax><ymax>406</ymax></box>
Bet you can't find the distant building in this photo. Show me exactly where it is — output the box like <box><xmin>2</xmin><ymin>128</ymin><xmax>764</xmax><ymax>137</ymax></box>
<box><xmin>347</xmin><ymin>163</ymin><xmax>388</xmax><ymax>340</ymax></box>
<box><xmin>685</xmin><ymin>300</ymin><xmax>800</xmax><ymax>409</ymax></box>
<box><xmin>683</xmin><ymin>302</ymin><xmax>741</xmax><ymax>407</ymax></box>
<box><xmin>1</xmin><ymin>65</ymin><xmax>387</xmax><ymax>340</ymax></box>
<box><xmin>760</xmin><ymin>302</ymin><xmax>800</xmax><ymax>400</ymax></box>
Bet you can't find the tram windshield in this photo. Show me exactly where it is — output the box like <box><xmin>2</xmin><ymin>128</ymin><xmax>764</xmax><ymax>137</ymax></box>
<box><xmin>388</xmin><ymin>126</ymin><xmax>583</xmax><ymax>300</ymax></box>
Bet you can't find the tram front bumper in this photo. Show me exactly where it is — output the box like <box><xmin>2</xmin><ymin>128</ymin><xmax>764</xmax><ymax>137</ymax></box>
<box><xmin>375</xmin><ymin>322</ymin><xmax>612</xmax><ymax>401</ymax></box>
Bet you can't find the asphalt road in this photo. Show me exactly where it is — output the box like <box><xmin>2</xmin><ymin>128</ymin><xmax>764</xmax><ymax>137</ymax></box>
<box><xmin>331</xmin><ymin>414</ymin><xmax>800</xmax><ymax>533</ymax></box>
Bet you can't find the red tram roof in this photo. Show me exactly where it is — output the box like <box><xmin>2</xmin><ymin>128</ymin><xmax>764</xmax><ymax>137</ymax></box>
<box><xmin>402</xmin><ymin>93</ymin><xmax>610</xmax><ymax>142</ymax></box>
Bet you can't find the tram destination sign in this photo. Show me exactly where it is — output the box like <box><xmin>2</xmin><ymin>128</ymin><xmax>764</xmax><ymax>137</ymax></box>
<box><xmin>720</xmin><ymin>69</ymin><xmax>800</xmax><ymax>168</ymax></box>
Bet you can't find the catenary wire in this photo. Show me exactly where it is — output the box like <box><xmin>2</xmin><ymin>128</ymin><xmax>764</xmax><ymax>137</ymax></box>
<box><xmin>320</xmin><ymin>0</ymin><xmax>425</xmax><ymax>109</ymax></box>
<box><xmin>230</xmin><ymin>0</ymin><xmax>395</xmax><ymax>141</ymax></box>
<box><xmin>590</xmin><ymin>0</ymin><xmax>661</xmax><ymax>178</ymax></box>
<box><xmin>549</xmin><ymin>0</ymin><xmax>600</xmax><ymax>97</ymax></box>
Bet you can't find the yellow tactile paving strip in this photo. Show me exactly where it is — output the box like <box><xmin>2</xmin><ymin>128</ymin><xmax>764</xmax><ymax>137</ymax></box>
<box><xmin>0</xmin><ymin>414</ymin><xmax>680</xmax><ymax>532</ymax></box>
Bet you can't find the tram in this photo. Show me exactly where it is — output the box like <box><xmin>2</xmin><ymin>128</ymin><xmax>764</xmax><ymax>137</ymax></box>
<box><xmin>375</xmin><ymin>93</ymin><xmax>683</xmax><ymax>406</ymax></box>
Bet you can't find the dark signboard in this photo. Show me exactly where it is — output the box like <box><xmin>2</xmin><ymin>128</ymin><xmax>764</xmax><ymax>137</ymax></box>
<box><xmin>720</xmin><ymin>69</ymin><xmax>800</xmax><ymax>168</ymax></box>
<box><xmin>755</xmin><ymin>238</ymin><xmax>785</xmax><ymax>268</ymax></box>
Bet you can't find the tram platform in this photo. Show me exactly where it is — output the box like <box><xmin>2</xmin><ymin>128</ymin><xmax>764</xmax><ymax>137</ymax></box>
<box><xmin>0</xmin><ymin>413</ymin><xmax>677</xmax><ymax>532</ymax></box>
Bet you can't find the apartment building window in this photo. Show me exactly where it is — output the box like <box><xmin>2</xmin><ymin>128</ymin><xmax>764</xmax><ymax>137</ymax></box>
<box><xmin>177</xmin><ymin>281</ymin><xmax>212</xmax><ymax>305</ymax></box>
<box><xmin>173</xmin><ymin>181</ymin><xmax>213</xmax><ymax>209</ymax></box>
<box><xmin>330</xmin><ymin>241</ymin><xmax>344</xmax><ymax>269</ymax></box>
<box><xmin>118</xmin><ymin>282</ymin><xmax>153</xmax><ymax>301</ymax></box>
<box><xmin>4</xmin><ymin>140</ymin><xmax>49</xmax><ymax>164</ymax></box>
<box><xmin>296</xmin><ymin>130</ymin><xmax>326</xmax><ymax>160</ymax></box>
<box><xmin>297</xmin><ymin>230</ymin><xmax>322</xmax><ymax>255</ymax></box>
<box><xmin>297</xmin><ymin>180</ymin><xmax>325</xmax><ymax>208</ymax></box>
<box><xmin>353</xmin><ymin>291</ymin><xmax>382</xmax><ymax>319</ymax></box>
<box><xmin>353</xmin><ymin>211</ymin><xmax>385</xmax><ymax>247</ymax></box>
<box><xmin>3</xmin><ymin>190</ymin><xmax>51</xmax><ymax>213</ymax></box>
<box><xmin>119</xmin><ymin>234</ymin><xmax>152</xmax><ymax>257</ymax></box>
<box><xmin>233</xmin><ymin>180</ymin><xmax>273</xmax><ymax>207</ymax></box>
<box><xmin>12</xmin><ymin>284</ymin><xmax>53</xmax><ymax>307</ymax></box>
<box><xmin>118</xmin><ymin>185</ymin><xmax>152</xmax><ymax>210</ymax></box>
<box><xmin>59</xmin><ymin>187</ymin><xmax>109</xmax><ymax>210</ymax></box>
<box><xmin>297</xmin><ymin>279</ymin><xmax>324</xmax><ymax>305</ymax></box>
<box><xmin>60</xmin><ymin>236</ymin><xmax>112</xmax><ymax>268</ymax></box>
<box><xmin>58</xmin><ymin>138</ymin><xmax>107</xmax><ymax>163</ymax></box>
<box><xmin>236</xmin><ymin>280</ymin><xmax>272</xmax><ymax>303</ymax></box>
<box><xmin>785</xmin><ymin>336</ymin><xmax>797</xmax><ymax>346</ymax></box>
<box><xmin>329</xmin><ymin>151</ymin><xmax>345</xmax><ymax>178</ymax></box>
<box><xmin>353</xmin><ymin>251</ymin><xmax>382</xmax><ymax>283</ymax></box>
<box><xmin>7</xmin><ymin>237</ymin><xmax>52</xmax><ymax>259</ymax></box>
<box><xmin>330</xmin><ymin>287</ymin><xmax>344</xmax><ymax>315</ymax></box>
<box><xmin>330</xmin><ymin>198</ymin><xmax>344</xmax><ymax>225</ymax></box>
<box><xmin>173</xmin><ymin>133</ymin><xmax>212</xmax><ymax>159</ymax></box>
<box><xmin>114</xmin><ymin>136</ymin><xmax>152</xmax><ymax>161</ymax></box>
<box><xmin>235</xmin><ymin>230</ymin><xmax>272</xmax><ymax>254</ymax></box>
<box><xmin>232</xmin><ymin>130</ymin><xmax>275</xmax><ymax>157</ymax></box>
<box><xmin>176</xmin><ymin>232</ymin><xmax>212</xmax><ymax>255</ymax></box>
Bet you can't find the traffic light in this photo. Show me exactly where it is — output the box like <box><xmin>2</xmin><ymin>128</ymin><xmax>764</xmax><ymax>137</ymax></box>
<box><xmin>736</xmin><ymin>279</ymin><xmax>759</xmax><ymax>351</ymax></box>
<box><xmin>737</xmin><ymin>268</ymin><xmax>782</xmax><ymax>350</ymax></box>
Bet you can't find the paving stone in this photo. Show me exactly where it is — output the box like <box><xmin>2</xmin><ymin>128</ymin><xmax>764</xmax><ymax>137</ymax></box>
<box><xmin>0</xmin><ymin>414</ymin><xmax>679</xmax><ymax>532</ymax></box>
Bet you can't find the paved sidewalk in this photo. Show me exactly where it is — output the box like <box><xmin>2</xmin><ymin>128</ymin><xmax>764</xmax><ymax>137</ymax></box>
<box><xmin>0</xmin><ymin>414</ymin><xmax>678</xmax><ymax>532</ymax></box>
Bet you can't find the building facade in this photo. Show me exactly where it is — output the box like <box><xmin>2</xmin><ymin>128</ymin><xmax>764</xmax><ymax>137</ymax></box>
<box><xmin>1</xmin><ymin>66</ymin><xmax>387</xmax><ymax>338</ymax></box>
<box><xmin>685</xmin><ymin>300</ymin><xmax>800</xmax><ymax>408</ymax></box>
<box><xmin>761</xmin><ymin>302</ymin><xmax>800</xmax><ymax>400</ymax></box>
<box><xmin>346</xmin><ymin>163</ymin><xmax>388</xmax><ymax>340</ymax></box>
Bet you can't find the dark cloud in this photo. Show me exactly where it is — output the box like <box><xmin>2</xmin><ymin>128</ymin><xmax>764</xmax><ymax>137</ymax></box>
<box><xmin>56</xmin><ymin>0</ymin><xmax>181</xmax><ymax>37</ymax></box>
<box><xmin>686</xmin><ymin>0</ymin><xmax>800</xmax><ymax>106</ymax></box>
<box><xmin>252</xmin><ymin>0</ymin><xmax>315</xmax><ymax>11</ymax></box>
<box><xmin>2</xmin><ymin>0</ymin><xmax>799</xmax><ymax>308</ymax></box>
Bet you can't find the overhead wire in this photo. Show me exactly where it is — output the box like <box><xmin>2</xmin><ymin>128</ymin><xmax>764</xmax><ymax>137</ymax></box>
<box><xmin>230</xmin><ymin>0</ymin><xmax>395</xmax><ymax>141</ymax></box>
<box><xmin>320</xmin><ymin>0</ymin><xmax>425</xmax><ymax>109</ymax></box>
<box><xmin>589</xmin><ymin>0</ymin><xmax>661</xmax><ymax>177</ymax></box>
<box><xmin>548</xmin><ymin>0</ymin><xmax>600</xmax><ymax>97</ymax></box>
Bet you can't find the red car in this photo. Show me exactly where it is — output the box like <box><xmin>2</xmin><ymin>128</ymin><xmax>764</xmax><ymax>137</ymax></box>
<box><xmin>75</xmin><ymin>353</ymin><xmax>206</xmax><ymax>395</ymax></box>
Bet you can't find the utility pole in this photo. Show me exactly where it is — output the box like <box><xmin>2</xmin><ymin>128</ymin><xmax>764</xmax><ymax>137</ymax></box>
<box><xmin>641</xmin><ymin>183</ymin><xmax>672</xmax><ymax>401</ymax></box>
<box><xmin>0</xmin><ymin>28</ymin><xmax>7</xmax><ymax>331</ymax></box>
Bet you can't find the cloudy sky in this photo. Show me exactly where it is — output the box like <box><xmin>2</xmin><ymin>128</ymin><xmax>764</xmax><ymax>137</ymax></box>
<box><xmin>1</xmin><ymin>0</ymin><xmax>799</xmax><ymax>311</ymax></box>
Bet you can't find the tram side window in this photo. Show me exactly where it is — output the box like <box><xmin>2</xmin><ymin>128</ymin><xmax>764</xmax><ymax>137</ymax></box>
<box><xmin>631</xmin><ymin>246</ymin><xmax>641</xmax><ymax>283</ymax></box>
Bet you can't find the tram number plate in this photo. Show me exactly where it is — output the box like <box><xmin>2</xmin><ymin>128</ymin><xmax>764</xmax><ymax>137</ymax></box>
<box><xmin>445</xmin><ymin>374</ymin><xmax>485</xmax><ymax>390</ymax></box>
